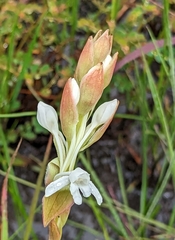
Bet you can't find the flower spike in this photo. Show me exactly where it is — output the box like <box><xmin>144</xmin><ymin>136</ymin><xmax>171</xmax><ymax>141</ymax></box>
<box><xmin>37</xmin><ymin>29</ymin><xmax>119</xmax><ymax>239</ymax></box>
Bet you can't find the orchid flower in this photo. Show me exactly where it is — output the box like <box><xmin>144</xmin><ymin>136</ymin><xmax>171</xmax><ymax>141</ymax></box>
<box><xmin>45</xmin><ymin>167</ymin><xmax>102</xmax><ymax>205</ymax></box>
<box><xmin>37</xmin><ymin>102</ymin><xmax>66</xmax><ymax>169</ymax></box>
<box><xmin>37</xmin><ymin>101</ymin><xmax>59</xmax><ymax>135</ymax></box>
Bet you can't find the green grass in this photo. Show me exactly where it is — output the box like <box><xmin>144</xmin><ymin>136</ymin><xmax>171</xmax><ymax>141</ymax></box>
<box><xmin>1</xmin><ymin>0</ymin><xmax>175</xmax><ymax>239</ymax></box>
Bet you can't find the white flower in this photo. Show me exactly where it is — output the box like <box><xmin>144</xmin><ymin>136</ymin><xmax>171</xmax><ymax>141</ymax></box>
<box><xmin>37</xmin><ymin>101</ymin><xmax>66</xmax><ymax>169</ymax></box>
<box><xmin>37</xmin><ymin>101</ymin><xmax>59</xmax><ymax>135</ymax></box>
<box><xmin>92</xmin><ymin>99</ymin><xmax>119</xmax><ymax>125</ymax></box>
<box><xmin>45</xmin><ymin>167</ymin><xmax>103</xmax><ymax>205</ymax></box>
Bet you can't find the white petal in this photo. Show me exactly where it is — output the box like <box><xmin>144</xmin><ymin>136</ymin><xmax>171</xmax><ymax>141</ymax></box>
<box><xmin>54</xmin><ymin>171</ymin><xmax>70</xmax><ymax>180</ymax></box>
<box><xmin>69</xmin><ymin>167</ymin><xmax>90</xmax><ymax>183</ymax></box>
<box><xmin>37</xmin><ymin>101</ymin><xmax>58</xmax><ymax>135</ymax></box>
<box><xmin>45</xmin><ymin>176</ymin><xmax>70</xmax><ymax>197</ymax></box>
<box><xmin>70</xmin><ymin>182</ymin><xmax>82</xmax><ymax>205</ymax></box>
<box><xmin>103</xmin><ymin>54</ymin><xmax>112</xmax><ymax>70</ymax></box>
<box><xmin>70</xmin><ymin>78</ymin><xmax>80</xmax><ymax>105</ymax></box>
<box><xmin>79</xmin><ymin>184</ymin><xmax>91</xmax><ymax>197</ymax></box>
<box><xmin>89</xmin><ymin>181</ymin><xmax>103</xmax><ymax>205</ymax></box>
<box><xmin>92</xmin><ymin>99</ymin><xmax>118</xmax><ymax>126</ymax></box>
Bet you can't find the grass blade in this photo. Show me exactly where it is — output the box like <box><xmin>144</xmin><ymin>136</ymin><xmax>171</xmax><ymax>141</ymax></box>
<box><xmin>138</xmin><ymin>55</ymin><xmax>175</xmax><ymax>229</ymax></box>
<box><xmin>80</xmin><ymin>153</ymin><xmax>129</xmax><ymax>239</ymax></box>
<box><xmin>23</xmin><ymin>135</ymin><xmax>52</xmax><ymax>240</ymax></box>
<box><xmin>0</xmin><ymin>138</ymin><xmax>22</xmax><ymax>240</ymax></box>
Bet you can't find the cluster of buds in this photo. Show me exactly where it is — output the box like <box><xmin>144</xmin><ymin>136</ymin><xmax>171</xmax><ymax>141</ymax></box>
<box><xmin>37</xmin><ymin>30</ymin><xmax>119</xmax><ymax>239</ymax></box>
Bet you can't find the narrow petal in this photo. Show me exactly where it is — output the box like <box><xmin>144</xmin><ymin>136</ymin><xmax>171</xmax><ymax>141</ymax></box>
<box><xmin>89</xmin><ymin>181</ymin><xmax>103</xmax><ymax>205</ymax></box>
<box><xmin>70</xmin><ymin>183</ymin><xmax>82</xmax><ymax>205</ymax></box>
<box><xmin>79</xmin><ymin>184</ymin><xmax>91</xmax><ymax>198</ymax></box>
<box><xmin>69</xmin><ymin>167</ymin><xmax>90</xmax><ymax>183</ymax></box>
<box><xmin>37</xmin><ymin>101</ymin><xmax>58</xmax><ymax>135</ymax></box>
<box><xmin>103</xmin><ymin>54</ymin><xmax>112</xmax><ymax>70</ymax></box>
<box><xmin>103</xmin><ymin>52</ymin><xmax>118</xmax><ymax>88</ymax></box>
<box><xmin>45</xmin><ymin>176</ymin><xmax>70</xmax><ymax>197</ymax></box>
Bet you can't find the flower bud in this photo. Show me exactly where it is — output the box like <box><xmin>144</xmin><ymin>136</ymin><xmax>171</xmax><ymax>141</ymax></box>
<box><xmin>60</xmin><ymin>78</ymin><xmax>80</xmax><ymax>141</ymax></box>
<box><xmin>92</xmin><ymin>99</ymin><xmax>119</xmax><ymax>125</ymax></box>
<box><xmin>75</xmin><ymin>30</ymin><xmax>113</xmax><ymax>82</ymax></box>
<box><xmin>78</xmin><ymin>63</ymin><xmax>104</xmax><ymax>115</ymax></box>
<box><xmin>74</xmin><ymin>36</ymin><xmax>94</xmax><ymax>83</ymax></box>
<box><xmin>37</xmin><ymin>101</ymin><xmax>59</xmax><ymax>135</ymax></box>
<box><xmin>93</xmin><ymin>29</ymin><xmax>113</xmax><ymax>64</ymax></box>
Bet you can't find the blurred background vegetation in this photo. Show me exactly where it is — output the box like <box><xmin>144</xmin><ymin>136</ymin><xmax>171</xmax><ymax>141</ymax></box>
<box><xmin>1</xmin><ymin>0</ymin><xmax>175</xmax><ymax>239</ymax></box>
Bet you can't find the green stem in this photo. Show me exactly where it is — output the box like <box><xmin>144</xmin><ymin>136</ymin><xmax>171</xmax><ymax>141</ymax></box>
<box><xmin>0</xmin><ymin>112</ymin><xmax>36</xmax><ymax>118</ymax></box>
<box><xmin>111</xmin><ymin>0</ymin><xmax>120</xmax><ymax>21</ymax></box>
<box><xmin>116</xmin><ymin>158</ymin><xmax>137</xmax><ymax>236</ymax></box>
<box><xmin>163</xmin><ymin>0</ymin><xmax>175</xmax><ymax>115</ymax></box>
<box><xmin>0</xmin><ymin>125</ymin><xmax>28</xmax><ymax>224</ymax></box>
<box><xmin>62</xmin><ymin>114</ymin><xmax>89</xmax><ymax>172</ymax></box>
<box><xmin>0</xmin><ymin>169</ymin><xmax>43</xmax><ymax>190</ymax></box>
